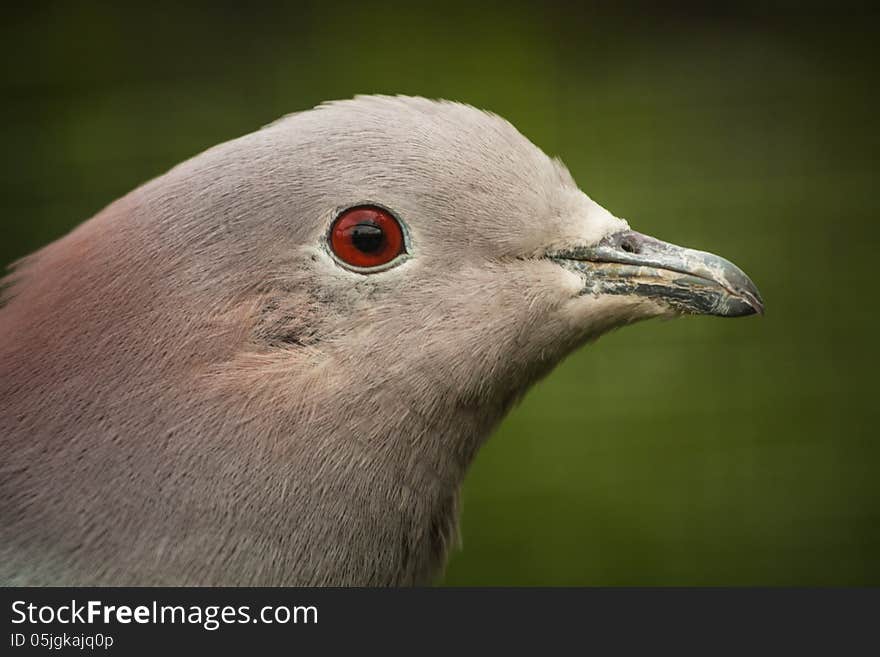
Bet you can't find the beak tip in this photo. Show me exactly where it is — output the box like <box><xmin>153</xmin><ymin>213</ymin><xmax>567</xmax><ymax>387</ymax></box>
<box><xmin>745</xmin><ymin>292</ymin><xmax>765</xmax><ymax>317</ymax></box>
<box><xmin>723</xmin><ymin>287</ymin><xmax>764</xmax><ymax>318</ymax></box>
<box><xmin>738</xmin><ymin>282</ymin><xmax>765</xmax><ymax>317</ymax></box>
<box><xmin>719</xmin><ymin>262</ymin><xmax>764</xmax><ymax>318</ymax></box>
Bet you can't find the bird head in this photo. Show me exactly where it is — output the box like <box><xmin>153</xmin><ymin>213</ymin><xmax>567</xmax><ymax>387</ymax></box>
<box><xmin>180</xmin><ymin>96</ymin><xmax>762</xmax><ymax>409</ymax></box>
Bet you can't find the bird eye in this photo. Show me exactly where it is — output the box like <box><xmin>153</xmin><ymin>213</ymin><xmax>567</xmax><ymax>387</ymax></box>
<box><xmin>329</xmin><ymin>205</ymin><xmax>406</xmax><ymax>271</ymax></box>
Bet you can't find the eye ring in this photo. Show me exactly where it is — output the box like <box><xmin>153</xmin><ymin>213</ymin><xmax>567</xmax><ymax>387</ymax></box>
<box><xmin>327</xmin><ymin>204</ymin><xmax>409</xmax><ymax>273</ymax></box>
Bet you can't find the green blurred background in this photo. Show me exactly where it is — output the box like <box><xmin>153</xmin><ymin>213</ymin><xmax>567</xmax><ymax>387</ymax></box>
<box><xmin>2</xmin><ymin>1</ymin><xmax>877</xmax><ymax>585</ymax></box>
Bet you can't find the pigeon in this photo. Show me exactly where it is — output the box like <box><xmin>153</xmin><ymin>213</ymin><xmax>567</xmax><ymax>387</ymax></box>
<box><xmin>0</xmin><ymin>95</ymin><xmax>762</xmax><ymax>585</ymax></box>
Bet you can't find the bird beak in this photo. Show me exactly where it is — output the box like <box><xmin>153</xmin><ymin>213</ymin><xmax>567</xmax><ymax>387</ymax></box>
<box><xmin>552</xmin><ymin>230</ymin><xmax>764</xmax><ymax>317</ymax></box>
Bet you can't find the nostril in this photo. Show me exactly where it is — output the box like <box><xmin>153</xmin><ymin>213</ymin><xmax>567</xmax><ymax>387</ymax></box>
<box><xmin>620</xmin><ymin>237</ymin><xmax>639</xmax><ymax>254</ymax></box>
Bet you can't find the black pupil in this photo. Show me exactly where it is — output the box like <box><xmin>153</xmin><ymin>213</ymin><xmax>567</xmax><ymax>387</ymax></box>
<box><xmin>350</xmin><ymin>221</ymin><xmax>385</xmax><ymax>253</ymax></box>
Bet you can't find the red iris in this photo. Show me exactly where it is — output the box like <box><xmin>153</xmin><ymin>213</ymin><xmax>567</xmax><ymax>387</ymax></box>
<box><xmin>329</xmin><ymin>206</ymin><xmax>405</xmax><ymax>269</ymax></box>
